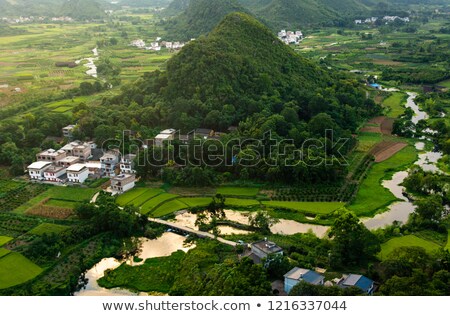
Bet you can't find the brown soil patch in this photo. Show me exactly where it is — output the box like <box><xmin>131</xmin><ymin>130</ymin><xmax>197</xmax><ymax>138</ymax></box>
<box><xmin>26</xmin><ymin>199</ymin><xmax>74</xmax><ymax>219</ymax></box>
<box><xmin>372</xmin><ymin>59</ymin><xmax>404</xmax><ymax>66</ymax></box>
<box><xmin>361</xmin><ymin>116</ymin><xmax>395</xmax><ymax>135</ymax></box>
<box><xmin>371</xmin><ymin>142</ymin><xmax>408</xmax><ymax>162</ymax></box>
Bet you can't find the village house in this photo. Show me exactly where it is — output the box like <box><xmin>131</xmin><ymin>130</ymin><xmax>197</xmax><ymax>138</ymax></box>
<box><xmin>155</xmin><ymin>129</ymin><xmax>176</xmax><ymax>147</ymax></box>
<box><xmin>339</xmin><ymin>274</ymin><xmax>375</xmax><ymax>295</ymax></box>
<box><xmin>100</xmin><ymin>151</ymin><xmax>120</xmax><ymax>177</ymax></box>
<box><xmin>27</xmin><ymin>161</ymin><xmax>53</xmax><ymax>180</ymax></box>
<box><xmin>86</xmin><ymin>161</ymin><xmax>102</xmax><ymax>178</ymax></box>
<box><xmin>43</xmin><ymin>165</ymin><xmax>67</xmax><ymax>183</ymax></box>
<box><xmin>130</xmin><ymin>39</ymin><xmax>146</xmax><ymax>48</ymax></box>
<box><xmin>193</xmin><ymin>128</ymin><xmax>214</xmax><ymax>140</ymax></box>
<box><xmin>57</xmin><ymin>156</ymin><xmax>80</xmax><ymax>168</ymax></box>
<box><xmin>110</xmin><ymin>174</ymin><xmax>136</xmax><ymax>194</ymax></box>
<box><xmin>62</xmin><ymin>124</ymin><xmax>76</xmax><ymax>138</ymax></box>
<box><xmin>277</xmin><ymin>30</ymin><xmax>303</xmax><ymax>45</ymax></box>
<box><xmin>249</xmin><ymin>240</ymin><xmax>283</xmax><ymax>263</ymax></box>
<box><xmin>61</xmin><ymin>141</ymin><xmax>92</xmax><ymax>161</ymax></box>
<box><xmin>66</xmin><ymin>163</ymin><xmax>89</xmax><ymax>184</ymax></box>
<box><xmin>284</xmin><ymin>267</ymin><xmax>325</xmax><ymax>294</ymax></box>
<box><xmin>120</xmin><ymin>154</ymin><xmax>136</xmax><ymax>174</ymax></box>
<box><xmin>36</xmin><ymin>149</ymin><xmax>66</xmax><ymax>162</ymax></box>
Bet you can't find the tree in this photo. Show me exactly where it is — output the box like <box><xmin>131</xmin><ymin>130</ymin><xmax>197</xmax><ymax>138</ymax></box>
<box><xmin>248</xmin><ymin>211</ymin><xmax>279</xmax><ymax>234</ymax></box>
<box><xmin>412</xmin><ymin>195</ymin><xmax>445</xmax><ymax>227</ymax></box>
<box><xmin>328</xmin><ymin>210</ymin><xmax>380</xmax><ymax>268</ymax></box>
<box><xmin>264</xmin><ymin>253</ymin><xmax>292</xmax><ymax>279</ymax></box>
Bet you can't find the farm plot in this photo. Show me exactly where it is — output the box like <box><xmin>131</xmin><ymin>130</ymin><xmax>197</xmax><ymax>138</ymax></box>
<box><xmin>216</xmin><ymin>187</ymin><xmax>260</xmax><ymax>197</ymax></box>
<box><xmin>371</xmin><ymin>142</ymin><xmax>408</xmax><ymax>163</ymax></box>
<box><xmin>0</xmin><ymin>181</ymin><xmax>48</xmax><ymax>213</ymax></box>
<box><xmin>28</xmin><ymin>223</ymin><xmax>70</xmax><ymax>236</ymax></box>
<box><xmin>115</xmin><ymin>188</ymin><xmax>150</xmax><ymax>206</ymax></box>
<box><xmin>262</xmin><ymin>201</ymin><xmax>344</xmax><ymax>215</ymax></box>
<box><xmin>349</xmin><ymin>145</ymin><xmax>417</xmax><ymax>217</ymax></box>
<box><xmin>224</xmin><ymin>198</ymin><xmax>260</xmax><ymax>207</ymax></box>
<box><xmin>140</xmin><ymin>194</ymin><xmax>179</xmax><ymax>215</ymax></box>
<box><xmin>127</xmin><ymin>189</ymin><xmax>164</xmax><ymax>207</ymax></box>
<box><xmin>0</xmin><ymin>252</ymin><xmax>43</xmax><ymax>289</ymax></box>
<box><xmin>0</xmin><ymin>236</ymin><xmax>12</xmax><ymax>246</ymax></box>
<box><xmin>178</xmin><ymin>197</ymin><xmax>213</xmax><ymax>208</ymax></box>
<box><xmin>0</xmin><ymin>248</ymin><xmax>11</xmax><ymax>258</ymax></box>
<box><xmin>151</xmin><ymin>200</ymin><xmax>188</xmax><ymax>217</ymax></box>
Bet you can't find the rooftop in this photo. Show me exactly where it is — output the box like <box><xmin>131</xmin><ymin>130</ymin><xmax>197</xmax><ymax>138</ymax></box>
<box><xmin>38</xmin><ymin>149</ymin><xmax>65</xmax><ymax>156</ymax></box>
<box><xmin>59</xmin><ymin>156</ymin><xmax>80</xmax><ymax>163</ymax></box>
<box><xmin>112</xmin><ymin>174</ymin><xmax>135</xmax><ymax>181</ymax></box>
<box><xmin>155</xmin><ymin>133</ymin><xmax>172</xmax><ymax>140</ymax></box>
<box><xmin>28</xmin><ymin>161</ymin><xmax>53</xmax><ymax>170</ymax></box>
<box><xmin>44</xmin><ymin>165</ymin><xmax>66</xmax><ymax>173</ymax></box>
<box><xmin>160</xmin><ymin>128</ymin><xmax>176</xmax><ymax>135</ymax></box>
<box><xmin>252</xmin><ymin>240</ymin><xmax>283</xmax><ymax>255</ymax></box>
<box><xmin>67</xmin><ymin>163</ymin><xmax>87</xmax><ymax>172</ymax></box>
<box><xmin>284</xmin><ymin>267</ymin><xmax>324</xmax><ymax>285</ymax></box>
<box><xmin>342</xmin><ymin>274</ymin><xmax>374</xmax><ymax>292</ymax></box>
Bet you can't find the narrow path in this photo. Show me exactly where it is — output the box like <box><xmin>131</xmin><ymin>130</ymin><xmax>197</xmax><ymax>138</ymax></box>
<box><xmin>148</xmin><ymin>218</ymin><xmax>238</xmax><ymax>247</ymax></box>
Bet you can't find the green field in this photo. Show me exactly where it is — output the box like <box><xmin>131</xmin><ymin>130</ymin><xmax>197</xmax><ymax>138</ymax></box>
<box><xmin>378</xmin><ymin>235</ymin><xmax>441</xmax><ymax>260</ymax></box>
<box><xmin>0</xmin><ymin>236</ymin><xmax>12</xmax><ymax>246</ymax></box>
<box><xmin>446</xmin><ymin>230</ymin><xmax>450</xmax><ymax>251</ymax></box>
<box><xmin>44</xmin><ymin>199</ymin><xmax>78</xmax><ymax>209</ymax></box>
<box><xmin>115</xmin><ymin>188</ymin><xmax>150</xmax><ymax>206</ymax></box>
<box><xmin>216</xmin><ymin>187</ymin><xmax>260</xmax><ymax>197</ymax></box>
<box><xmin>262</xmin><ymin>201</ymin><xmax>344</xmax><ymax>215</ymax></box>
<box><xmin>178</xmin><ymin>197</ymin><xmax>214</xmax><ymax>208</ymax></box>
<box><xmin>0</xmin><ymin>248</ymin><xmax>11</xmax><ymax>258</ymax></box>
<box><xmin>224</xmin><ymin>198</ymin><xmax>260</xmax><ymax>207</ymax></box>
<box><xmin>383</xmin><ymin>92</ymin><xmax>406</xmax><ymax>118</ymax></box>
<box><xmin>28</xmin><ymin>223</ymin><xmax>70</xmax><ymax>236</ymax></box>
<box><xmin>98</xmin><ymin>250</ymin><xmax>184</xmax><ymax>293</ymax></box>
<box><xmin>140</xmin><ymin>193</ymin><xmax>179</xmax><ymax>214</ymax></box>
<box><xmin>14</xmin><ymin>186</ymin><xmax>99</xmax><ymax>214</ymax></box>
<box><xmin>128</xmin><ymin>189</ymin><xmax>165</xmax><ymax>207</ymax></box>
<box><xmin>0</xmin><ymin>252</ymin><xmax>43</xmax><ymax>289</ymax></box>
<box><xmin>349</xmin><ymin>145</ymin><xmax>417</xmax><ymax>217</ymax></box>
<box><xmin>151</xmin><ymin>200</ymin><xmax>188</xmax><ymax>217</ymax></box>
<box><xmin>438</xmin><ymin>79</ymin><xmax>450</xmax><ymax>88</ymax></box>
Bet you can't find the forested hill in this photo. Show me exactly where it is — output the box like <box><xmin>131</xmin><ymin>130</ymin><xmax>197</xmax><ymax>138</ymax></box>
<box><xmin>115</xmin><ymin>12</ymin><xmax>377</xmax><ymax>136</ymax></box>
<box><xmin>59</xmin><ymin>0</ymin><xmax>105</xmax><ymax>20</ymax></box>
<box><xmin>0</xmin><ymin>0</ymin><xmax>106</xmax><ymax>18</ymax></box>
<box><xmin>161</xmin><ymin>0</ymin><xmax>190</xmax><ymax>16</ymax></box>
<box><xmin>162</xmin><ymin>0</ymin><xmax>251</xmax><ymax>40</ymax></box>
<box><xmin>238</xmin><ymin>0</ymin><xmax>370</xmax><ymax>29</ymax></box>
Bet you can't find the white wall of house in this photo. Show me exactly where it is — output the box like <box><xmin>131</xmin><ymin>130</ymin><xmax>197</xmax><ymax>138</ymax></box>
<box><xmin>44</xmin><ymin>169</ymin><xmax>66</xmax><ymax>182</ymax></box>
<box><xmin>29</xmin><ymin>169</ymin><xmax>46</xmax><ymax>180</ymax></box>
<box><xmin>67</xmin><ymin>169</ymin><xmax>89</xmax><ymax>183</ymax></box>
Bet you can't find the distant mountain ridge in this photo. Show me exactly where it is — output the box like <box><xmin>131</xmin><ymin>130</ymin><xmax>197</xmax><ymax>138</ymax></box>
<box><xmin>162</xmin><ymin>0</ymin><xmax>250</xmax><ymax>40</ymax></box>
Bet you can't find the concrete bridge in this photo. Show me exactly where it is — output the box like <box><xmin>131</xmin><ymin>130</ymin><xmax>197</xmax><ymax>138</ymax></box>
<box><xmin>148</xmin><ymin>218</ymin><xmax>238</xmax><ymax>247</ymax></box>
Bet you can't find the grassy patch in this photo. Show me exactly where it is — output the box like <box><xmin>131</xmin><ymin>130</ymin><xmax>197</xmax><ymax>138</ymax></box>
<box><xmin>151</xmin><ymin>200</ymin><xmax>188</xmax><ymax>217</ymax></box>
<box><xmin>140</xmin><ymin>193</ymin><xmax>178</xmax><ymax>214</ymax></box>
<box><xmin>128</xmin><ymin>189</ymin><xmax>165</xmax><ymax>207</ymax></box>
<box><xmin>224</xmin><ymin>198</ymin><xmax>261</xmax><ymax>207</ymax></box>
<box><xmin>383</xmin><ymin>92</ymin><xmax>406</xmax><ymax>118</ymax></box>
<box><xmin>98</xmin><ymin>250</ymin><xmax>185</xmax><ymax>293</ymax></box>
<box><xmin>44</xmin><ymin>199</ymin><xmax>77</xmax><ymax>209</ymax></box>
<box><xmin>115</xmin><ymin>188</ymin><xmax>150</xmax><ymax>206</ymax></box>
<box><xmin>0</xmin><ymin>252</ymin><xmax>43</xmax><ymax>289</ymax></box>
<box><xmin>14</xmin><ymin>186</ymin><xmax>98</xmax><ymax>214</ymax></box>
<box><xmin>378</xmin><ymin>235</ymin><xmax>441</xmax><ymax>260</ymax></box>
<box><xmin>0</xmin><ymin>236</ymin><xmax>13</xmax><ymax>246</ymax></box>
<box><xmin>0</xmin><ymin>248</ymin><xmax>11</xmax><ymax>258</ymax></box>
<box><xmin>178</xmin><ymin>197</ymin><xmax>213</xmax><ymax>208</ymax></box>
<box><xmin>348</xmin><ymin>145</ymin><xmax>417</xmax><ymax>217</ymax></box>
<box><xmin>262</xmin><ymin>201</ymin><xmax>344</xmax><ymax>215</ymax></box>
<box><xmin>28</xmin><ymin>223</ymin><xmax>69</xmax><ymax>236</ymax></box>
<box><xmin>446</xmin><ymin>230</ymin><xmax>450</xmax><ymax>251</ymax></box>
<box><xmin>216</xmin><ymin>187</ymin><xmax>260</xmax><ymax>197</ymax></box>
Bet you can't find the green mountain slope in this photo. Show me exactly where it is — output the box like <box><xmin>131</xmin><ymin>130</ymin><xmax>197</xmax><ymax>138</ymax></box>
<box><xmin>162</xmin><ymin>0</ymin><xmax>250</xmax><ymax>40</ymax></box>
<box><xmin>59</xmin><ymin>0</ymin><xmax>105</xmax><ymax>19</ymax></box>
<box><xmin>162</xmin><ymin>0</ymin><xmax>191</xmax><ymax>16</ymax></box>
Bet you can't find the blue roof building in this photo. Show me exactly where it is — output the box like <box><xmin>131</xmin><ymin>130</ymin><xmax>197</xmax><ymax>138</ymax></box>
<box><xmin>340</xmin><ymin>274</ymin><xmax>374</xmax><ymax>294</ymax></box>
<box><xmin>284</xmin><ymin>267</ymin><xmax>325</xmax><ymax>293</ymax></box>
<box><xmin>369</xmin><ymin>83</ymin><xmax>381</xmax><ymax>89</ymax></box>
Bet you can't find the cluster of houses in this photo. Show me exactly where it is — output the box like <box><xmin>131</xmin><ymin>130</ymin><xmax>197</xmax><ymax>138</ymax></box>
<box><xmin>1</xmin><ymin>16</ymin><xmax>74</xmax><ymax>23</ymax></box>
<box><xmin>277</xmin><ymin>30</ymin><xmax>304</xmax><ymax>45</ymax></box>
<box><xmin>130</xmin><ymin>38</ymin><xmax>189</xmax><ymax>51</ymax></box>
<box><xmin>246</xmin><ymin>239</ymin><xmax>375</xmax><ymax>295</ymax></box>
<box><xmin>27</xmin><ymin>125</ymin><xmax>137</xmax><ymax>195</ymax></box>
<box><xmin>355</xmin><ymin>16</ymin><xmax>410</xmax><ymax>25</ymax></box>
<box><xmin>148</xmin><ymin>127</ymin><xmax>232</xmax><ymax>148</ymax></box>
